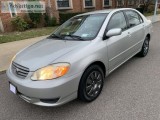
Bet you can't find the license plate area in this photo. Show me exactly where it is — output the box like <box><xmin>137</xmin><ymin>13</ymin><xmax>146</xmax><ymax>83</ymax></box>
<box><xmin>9</xmin><ymin>83</ymin><xmax>17</xmax><ymax>94</ymax></box>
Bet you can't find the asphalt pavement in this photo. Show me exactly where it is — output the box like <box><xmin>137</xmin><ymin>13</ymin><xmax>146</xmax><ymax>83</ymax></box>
<box><xmin>0</xmin><ymin>22</ymin><xmax>160</xmax><ymax>120</ymax></box>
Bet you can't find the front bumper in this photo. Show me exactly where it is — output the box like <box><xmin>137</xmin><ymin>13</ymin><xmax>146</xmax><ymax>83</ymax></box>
<box><xmin>6</xmin><ymin>68</ymin><xmax>83</xmax><ymax>107</ymax></box>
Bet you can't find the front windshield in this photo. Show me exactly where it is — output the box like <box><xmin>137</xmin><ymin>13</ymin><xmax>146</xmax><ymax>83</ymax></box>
<box><xmin>52</xmin><ymin>13</ymin><xmax>108</xmax><ymax>40</ymax></box>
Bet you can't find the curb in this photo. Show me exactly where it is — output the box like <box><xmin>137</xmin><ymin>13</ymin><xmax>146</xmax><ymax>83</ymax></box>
<box><xmin>152</xmin><ymin>20</ymin><xmax>160</xmax><ymax>23</ymax></box>
<box><xmin>0</xmin><ymin>70</ymin><xmax>6</xmax><ymax>75</ymax></box>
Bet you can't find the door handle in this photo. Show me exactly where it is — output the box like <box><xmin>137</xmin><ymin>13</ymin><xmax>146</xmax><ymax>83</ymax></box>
<box><xmin>143</xmin><ymin>25</ymin><xmax>145</xmax><ymax>29</ymax></box>
<box><xmin>128</xmin><ymin>32</ymin><xmax>131</xmax><ymax>37</ymax></box>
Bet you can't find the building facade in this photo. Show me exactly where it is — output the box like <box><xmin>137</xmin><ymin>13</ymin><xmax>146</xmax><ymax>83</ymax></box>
<box><xmin>0</xmin><ymin>0</ymin><xmax>140</xmax><ymax>32</ymax></box>
<box><xmin>46</xmin><ymin>0</ymin><xmax>139</xmax><ymax>21</ymax></box>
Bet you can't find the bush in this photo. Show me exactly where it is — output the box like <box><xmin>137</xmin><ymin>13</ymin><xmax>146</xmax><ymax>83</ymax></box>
<box><xmin>23</xmin><ymin>15</ymin><xmax>35</xmax><ymax>28</ymax></box>
<box><xmin>136</xmin><ymin>8</ymin><xmax>144</xmax><ymax>14</ymax></box>
<box><xmin>11</xmin><ymin>16</ymin><xmax>29</xmax><ymax>31</ymax></box>
<box><xmin>44</xmin><ymin>14</ymin><xmax>57</xmax><ymax>27</ymax></box>
<box><xmin>28</xmin><ymin>13</ymin><xmax>42</xmax><ymax>27</ymax></box>
<box><xmin>28</xmin><ymin>0</ymin><xmax>42</xmax><ymax>27</ymax></box>
<box><xmin>59</xmin><ymin>12</ymin><xmax>83</xmax><ymax>24</ymax></box>
<box><xmin>147</xmin><ymin>5</ymin><xmax>155</xmax><ymax>13</ymax></box>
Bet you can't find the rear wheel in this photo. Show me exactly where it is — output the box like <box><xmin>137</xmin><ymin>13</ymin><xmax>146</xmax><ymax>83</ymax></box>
<box><xmin>78</xmin><ymin>65</ymin><xmax>104</xmax><ymax>102</ymax></box>
<box><xmin>138</xmin><ymin>37</ymin><xmax>150</xmax><ymax>57</ymax></box>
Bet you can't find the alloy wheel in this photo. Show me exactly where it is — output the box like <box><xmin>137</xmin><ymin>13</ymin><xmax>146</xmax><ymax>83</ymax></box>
<box><xmin>143</xmin><ymin>38</ymin><xmax>149</xmax><ymax>56</ymax></box>
<box><xmin>85</xmin><ymin>71</ymin><xmax>103</xmax><ymax>98</ymax></box>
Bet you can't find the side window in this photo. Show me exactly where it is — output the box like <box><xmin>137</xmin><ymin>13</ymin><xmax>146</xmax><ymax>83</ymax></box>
<box><xmin>107</xmin><ymin>12</ymin><xmax>127</xmax><ymax>31</ymax></box>
<box><xmin>125</xmin><ymin>11</ymin><xmax>142</xmax><ymax>28</ymax></box>
<box><xmin>139</xmin><ymin>15</ymin><xmax>143</xmax><ymax>23</ymax></box>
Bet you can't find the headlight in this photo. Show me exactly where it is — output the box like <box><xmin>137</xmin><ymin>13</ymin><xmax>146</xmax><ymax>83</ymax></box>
<box><xmin>31</xmin><ymin>63</ymin><xmax>70</xmax><ymax>81</ymax></box>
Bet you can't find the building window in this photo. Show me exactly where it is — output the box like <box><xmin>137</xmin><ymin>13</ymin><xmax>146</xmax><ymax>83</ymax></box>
<box><xmin>84</xmin><ymin>0</ymin><xmax>95</xmax><ymax>8</ymax></box>
<box><xmin>57</xmin><ymin>0</ymin><xmax>69</xmax><ymax>7</ymax></box>
<box><xmin>8</xmin><ymin>1</ymin><xmax>17</xmax><ymax>17</ymax></box>
<box><xmin>104</xmin><ymin>0</ymin><xmax>109</xmax><ymax>6</ymax></box>
<box><xmin>85</xmin><ymin>0</ymin><xmax>93</xmax><ymax>6</ymax></box>
<box><xmin>103</xmin><ymin>0</ymin><xmax>112</xmax><ymax>7</ymax></box>
<box><xmin>56</xmin><ymin>0</ymin><xmax>72</xmax><ymax>9</ymax></box>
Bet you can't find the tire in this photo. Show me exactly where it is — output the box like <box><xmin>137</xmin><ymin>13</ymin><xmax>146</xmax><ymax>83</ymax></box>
<box><xmin>138</xmin><ymin>36</ymin><xmax>150</xmax><ymax>57</ymax></box>
<box><xmin>78</xmin><ymin>65</ymin><xmax>104</xmax><ymax>102</ymax></box>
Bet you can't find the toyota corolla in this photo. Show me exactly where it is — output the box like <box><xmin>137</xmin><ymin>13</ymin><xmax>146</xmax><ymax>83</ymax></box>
<box><xmin>7</xmin><ymin>8</ymin><xmax>152</xmax><ymax>107</ymax></box>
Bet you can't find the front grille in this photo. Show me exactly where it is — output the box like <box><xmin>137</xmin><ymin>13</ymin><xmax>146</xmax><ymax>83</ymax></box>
<box><xmin>12</xmin><ymin>62</ymin><xmax>29</xmax><ymax>79</ymax></box>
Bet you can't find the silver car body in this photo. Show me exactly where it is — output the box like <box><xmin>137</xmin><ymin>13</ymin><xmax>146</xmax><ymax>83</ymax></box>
<box><xmin>7</xmin><ymin>8</ymin><xmax>152</xmax><ymax>106</ymax></box>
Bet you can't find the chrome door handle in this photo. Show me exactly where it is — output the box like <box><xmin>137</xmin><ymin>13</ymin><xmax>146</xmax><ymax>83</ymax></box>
<box><xmin>128</xmin><ymin>32</ymin><xmax>131</xmax><ymax>37</ymax></box>
<box><xmin>143</xmin><ymin>25</ymin><xmax>145</xmax><ymax>29</ymax></box>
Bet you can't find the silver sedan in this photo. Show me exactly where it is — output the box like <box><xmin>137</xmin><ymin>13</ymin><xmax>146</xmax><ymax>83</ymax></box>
<box><xmin>7</xmin><ymin>8</ymin><xmax>152</xmax><ymax>107</ymax></box>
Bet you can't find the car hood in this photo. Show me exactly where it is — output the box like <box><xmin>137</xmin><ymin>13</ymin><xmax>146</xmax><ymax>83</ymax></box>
<box><xmin>14</xmin><ymin>38</ymin><xmax>90</xmax><ymax>71</ymax></box>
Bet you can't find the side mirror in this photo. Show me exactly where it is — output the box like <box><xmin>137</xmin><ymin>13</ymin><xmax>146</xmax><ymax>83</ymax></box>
<box><xmin>106</xmin><ymin>28</ymin><xmax>122</xmax><ymax>38</ymax></box>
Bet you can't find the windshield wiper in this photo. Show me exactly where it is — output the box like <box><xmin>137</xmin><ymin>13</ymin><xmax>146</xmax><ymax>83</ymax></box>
<box><xmin>50</xmin><ymin>34</ymin><xmax>85</xmax><ymax>41</ymax></box>
<box><xmin>63</xmin><ymin>34</ymin><xmax>85</xmax><ymax>40</ymax></box>
<box><xmin>50</xmin><ymin>34</ymin><xmax>63</xmax><ymax>39</ymax></box>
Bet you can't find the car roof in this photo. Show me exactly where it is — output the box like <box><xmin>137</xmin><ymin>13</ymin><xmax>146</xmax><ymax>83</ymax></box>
<box><xmin>78</xmin><ymin>8</ymin><xmax>136</xmax><ymax>16</ymax></box>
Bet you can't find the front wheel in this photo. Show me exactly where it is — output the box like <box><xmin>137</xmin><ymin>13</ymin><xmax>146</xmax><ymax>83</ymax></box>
<box><xmin>138</xmin><ymin>37</ymin><xmax>150</xmax><ymax>57</ymax></box>
<box><xmin>78</xmin><ymin>65</ymin><xmax>104</xmax><ymax>102</ymax></box>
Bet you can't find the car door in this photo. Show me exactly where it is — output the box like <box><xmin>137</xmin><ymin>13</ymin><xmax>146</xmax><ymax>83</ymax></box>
<box><xmin>105</xmin><ymin>11</ymin><xmax>131</xmax><ymax>72</ymax></box>
<box><xmin>124</xmin><ymin>10</ymin><xmax>145</xmax><ymax>55</ymax></box>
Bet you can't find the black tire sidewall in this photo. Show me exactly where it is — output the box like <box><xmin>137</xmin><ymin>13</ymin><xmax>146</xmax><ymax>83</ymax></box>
<box><xmin>142</xmin><ymin>37</ymin><xmax>149</xmax><ymax>56</ymax></box>
<box><xmin>78</xmin><ymin>65</ymin><xmax>104</xmax><ymax>102</ymax></box>
<box><xmin>138</xmin><ymin>37</ymin><xmax>150</xmax><ymax>57</ymax></box>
